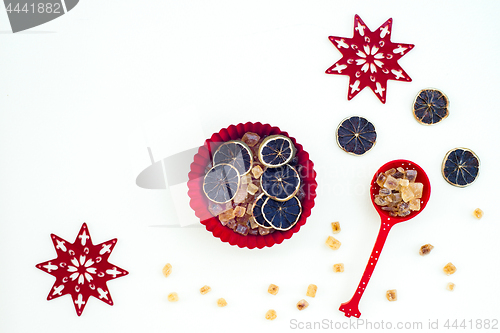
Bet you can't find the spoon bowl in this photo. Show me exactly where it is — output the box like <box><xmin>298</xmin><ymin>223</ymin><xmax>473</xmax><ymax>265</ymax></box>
<box><xmin>339</xmin><ymin>159</ymin><xmax>431</xmax><ymax>318</ymax></box>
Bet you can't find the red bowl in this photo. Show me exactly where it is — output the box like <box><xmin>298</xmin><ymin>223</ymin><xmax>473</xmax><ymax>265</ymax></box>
<box><xmin>187</xmin><ymin>122</ymin><xmax>317</xmax><ymax>249</ymax></box>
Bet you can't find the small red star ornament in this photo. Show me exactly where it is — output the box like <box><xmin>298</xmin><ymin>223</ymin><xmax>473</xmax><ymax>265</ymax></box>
<box><xmin>326</xmin><ymin>15</ymin><xmax>414</xmax><ymax>103</ymax></box>
<box><xmin>36</xmin><ymin>223</ymin><xmax>128</xmax><ymax>316</ymax></box>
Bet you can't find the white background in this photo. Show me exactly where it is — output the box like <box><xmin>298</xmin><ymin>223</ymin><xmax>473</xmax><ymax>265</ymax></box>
<box><xmin>1</xmin><ymin>1</ymin><xmax>499</xmax><ymax>332</ymax></box>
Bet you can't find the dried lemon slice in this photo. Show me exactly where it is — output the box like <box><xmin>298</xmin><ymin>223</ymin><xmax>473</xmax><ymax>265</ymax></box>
<box><xmin>257</xmin><ymin>135</ymin><xmax>296</xmax><ymax>168</ymax></box>
<box><xmin>262</xmin><ymin>196</ymin><xmax>302</xmax><ymax>231</ymax></box>
<box><xmin>203</xmin><ymin>163</ymin><xmax>240</xmax><ymax>203</ymax></box>
<box><xmin>252</xmin><ymin>193</ymin><xmax>272</xmax><ymax>228</ymax></box>
<box><xmin>260</xmin><ymin>164</ymin><xmax>300</xmax><ymax>201</ymax></box>
<box><xmin>213</xmin><ymin>141</ymin><xmax>253</xmax><ymax>175</ymax></box>
<box><xmin>442</xmin><ymin>148</ymin><xmax>479</xmax><ymax>187</ymax></box>
<box><xmin>413</xmin><ymin>89</ymin><xmax>449</xmax><ymax>125</ymax></box>
<box><xmin>336</xmin><ymin>116</ymin><xmax>376</xmax><ymax>156</ymax></box>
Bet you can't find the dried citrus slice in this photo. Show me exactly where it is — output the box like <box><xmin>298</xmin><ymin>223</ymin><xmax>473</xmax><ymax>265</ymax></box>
<box><xmin>262</xmin><ymin>196</ymin><xmax>302</xmax><ymax>231</ymax></box>
<box><xmin>203</xmin><ymin>163</ymin><xmax>240</xmax><ymax>203</ymax></box>
<box><xmin>213</xmin><ymin>141</ymin><xmax>253</xmax><ymax>175</ymax></box>
<box><xmin>260</xmin><ymin>164</ymin><xmax>300</xmax><ymax>201</ymax></box>
<box><xmin>257</xmin><ymin>135</ymin><xmax>296</xmax><ymax>168</ymax></box>
<box><xmin>442</xmin><ymin>148</ymin><xmax>480</xmax><ymax>187</ymax></box>
<box><xmin>252</xmin><ymin>193</ymin><xmax>272</xmax><ymax>228</ymax></box>
<box><xmin>336</xmin><ymin>116</ymin><xmax>376</xmax><ymax>156</ymax></box>
<box><xmin>413</xmin><ymin>89</ymin><xmax>449</xmax><ymax>125</ymax></box>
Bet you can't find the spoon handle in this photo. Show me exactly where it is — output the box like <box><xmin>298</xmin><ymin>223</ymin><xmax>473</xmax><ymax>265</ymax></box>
<box><xmin>339</xmin><ymin>220</ymin><xmax>393</xmax><ymax>318</ymax></box>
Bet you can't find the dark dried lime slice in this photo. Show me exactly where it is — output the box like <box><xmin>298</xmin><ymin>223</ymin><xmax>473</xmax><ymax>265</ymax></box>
<box><xmin>261</xmin><ymin>164</ymin><xmax>300</xmax><ymax>201</ymax></box>
<box><xmin>257</xmin><ymin>135</ymin><xmax>296</xmax><ymax>168</ymax></box>
<box><xmin>252</xmin><ymin>193</ymin><xmax>271</xmax><ymax>228</ymax></box>
<box><xmin>262</xmin><ymin>196</ymin><xmax>302</xmax><ymax>231</ymax></box>
<box><xmin>442</xmin><ymin>148</ymin><xmax>480</xmax><ymax>187</ymax></box>
<box><xmin>203</xmin><ymin>163</ymin><xmax>240</xmax><ymax>203</ymax></box>
<box><xmin>213</xmin><ymin>141</ymin><xmax>253</xmax><ymax>175</ymax></box>
<box><xmin>336</xmin><ymin>116</ymin><xmax>376</xmax><ymax>156</ymax></box>
<box><xmin>413</xmin><ymin>89</ymin><xmax>449</xmax><ymax>125</ymax></box>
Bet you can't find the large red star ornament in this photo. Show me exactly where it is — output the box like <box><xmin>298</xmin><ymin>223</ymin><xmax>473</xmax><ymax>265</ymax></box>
<box><xmin>326</xmin><ymin>15</ymin><xmax>414</xmax><ymax>103</ymax></box>
<box><xmin>36</xmin><ymin>223</ymin><xmax>128</xmax><ymax>316</ymax></box>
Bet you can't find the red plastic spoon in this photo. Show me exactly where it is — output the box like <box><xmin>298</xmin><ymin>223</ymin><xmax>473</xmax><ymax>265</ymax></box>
<box><xmin>339</xmin><ymin>159</ymin><xmax>431</xmax><ymax>318</ymax></box>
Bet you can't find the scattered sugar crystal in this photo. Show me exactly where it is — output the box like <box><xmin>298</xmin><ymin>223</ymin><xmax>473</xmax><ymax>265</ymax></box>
<box><xmin>379</xmin><ymin>188</ymin><xmax>391</xmax><ymax>196</ymax></box>
<box><xmin>241</xmin><ymin>174</ymin><xmax>252</xmax><ymax>184</ymax></box>
<box><xmin>406</xmin><ymin>169</ymin><xmax>417</xmax><ymax>182</ymax></box>
<box><xmin>162</xmin><ymin>263</ymin><xmax>172</xmax><ymax>277</ymax></box>
<box><xmin>443</xmin><ymin>262</ymin><xmax>457</xmax><ymax>275</ymax></box>
<box><xmin>397</xmin><ymin>167</ymin><xmax>405</xmax><ymax>173</ymax></box>
<box><xmin>265</xmin><ymin>309</ymin><xmax>277</xmax><ymax>320</ymax></box>
<box><xmin>227</xmin><ymin>219</ymin><xmax>236</xmax><ymax>229</ymax></box>
<box><xmin>233</xmin><ymin>185</ymin><xmax>248</xmax><ymax>203</ymax></box>
<box><xmin>242</xmin><ymin>132</ymin><xmax>260</xmax><ymax>147</ymax></box>
<box><xmin>384</xmin><ymin>168</ymin><xmax>396</xmax><ymax>176</ymax></box>
<box><xmin>376</xmin><ymin>173</ymin><xmax>387</xmax><ymax>187</ymax></box>
<box><xmin>409</xmin><ymin>198</ymin><xmax>421</xmax><ymax>211</ymax></box>
<box><xmin>251</xmin><ymin>165</ymin><xmax>264</xmax><ymax>179</ymax></box>
<box><xmin>268</xmin><ymin>284</ymin><xmax>279</xmax><ymax>295</ymax></box>
<box><xmin>397</xmin><ymin>202</ymin><xmax>411</xmax><ymax>217</ymax></box>
<box><xmin>208</xmin><ymin>202</ymin><xmax>225</xmax><ymax>216</ymax></box>
<box><xmin>217</xmin><ymin>298</ymin><xmax>227</xmax><ymax>307</ymax></box>
<box><xmin>234</xmin><ymin>206</ymin><xmax>246</xmax><ymax>217</ymax></box>
<box><xmin>168</xmin><ymin>292</ymin><xmax>179</xmax><ymax>302</ymax></box>
<box><xmin>306</xmin><ymin>284</ymin><xmax>317</xmax><ymax>297</ymax></box>
<box><xmin>384</xmin><ymin>175</ymin><xmax>399</xmax><ymax>190</ymax></box>
<box><xmin>331</xmin><ymin>222</ymin><xmax>341</xmax><ymax>234</ymax></box>
<box><xmin>399</xmin><ymin>179</ymin><xmax>410</xmax><ymax>187</ymax></box>
<box><xmin>219</xmin><ymin>209</ymin><xmax>235</xmax><ymax>222</ymax></box>
<box><xmin>391</xmin><ymin>192</ymin><xmax>402</xmax><ymax>203</ymax></box>
<box><xmin>393</xmin><ymin>171</ymin><xmax>405</xmax><ymax>179</ymax></box>
<box><xmin>200</xmin><ymin>285</ymin><xmax>211</xmax><ymax>295</ymax></box>
<box><xmin>249</xmin><ymin>216</ymin><xmax>259</xmax><ymax>229</ymax></box>
<box><xmin>236</xmin><ymin>214</ymin><xmax>250</xmax><ymax>224</ymax></box>
<box><xmin>374</xmin><ymin>195</ymin><xmax>389</xmax><ymax>206</ymax></box>
<box><xmin>333</xmin><ymin>263</ymin><xmax>344</xmax><ymax>273</ymax></box>
<box><xmin>296</xmin><ymin>299</ymin><xmax>309</xmax><ymax>310</ymax></box>
<box><xmin>248</xmin><ymin>228</ymin><xmax>258</xmax><ymax>235</ymax></box>
<box><xmin>408</xmin><ymin>183</ymin><xmax>423</xmax><ymax>199</ymax></box>
<box><xmin>259</xmin><ymin>226</ymin><xmax>270</xmax><ymax>235</ymax></box>
<box><xmin>401</xmin><ymin>186</ymin><xmax>415</xmax><ymax>202</ymax></box>
<box><xmin>235</xmin><ymin>223</ymin><xmax>249</xmax><ymax>236</ymax></box>
<box><xmin>247</xmin><ymin>183</ymin><xmax>259</xmax><ymax>195</ymax></box>
<box><xmin>446</xmin><ymin>283</ymin><xmax>455</xmax><ymax>291</ymax></box>
<box><xmin>386</xmin><ymin>290</ymin><xmax>397</xmax><ymax>301</ymax></box>
<box><xmin>326</xmin><ymin>236</ymin><xmax>341</xmax><ymax>250</ymax></box>
<box><xmin>419</xmin><ymin>244</ymin><xmax>434</xmax><ymax>256</ymax></box>
<box><xmin>473</xmin><ymin>208</ymin><xmax>483</xmax><ymax>219</ymax></box>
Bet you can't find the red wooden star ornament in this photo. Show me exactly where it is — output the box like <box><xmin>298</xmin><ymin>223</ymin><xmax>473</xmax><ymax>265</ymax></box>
<box><xmin>326</xmin><ymin>15</ymin><xmax>414</xmax><ymax>103</ymax></box>
<box><xmin>36</xmin><ymin>223</ymin><xmax>128</xmax><ymax>316</ymax></box>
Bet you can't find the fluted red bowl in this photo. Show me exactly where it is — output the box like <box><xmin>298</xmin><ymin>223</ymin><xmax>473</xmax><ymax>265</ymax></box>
<box><xmin>187</xmin><ymin>122</ymin><xmax>317</xmax><ymax>249</ymax></box>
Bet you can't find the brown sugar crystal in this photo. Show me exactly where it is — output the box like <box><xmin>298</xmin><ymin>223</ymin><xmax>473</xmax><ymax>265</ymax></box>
<box><xmin>217</xmin><ymin>298</ymin><xmax>227</xmax><ymax>307</ymax></box>
<box><xmin>265</xmin><ymin>309</ymin><xmax>277</xmax><ymax>320</ymax></box>
<box><xmin>473</xmin><ymin>208</ymin><xmax>483</xmax><ymax>219</ymax></box>
<box><xmin>268</xmin><ymin>284</ymin><xmax>279</xmax><ymax>295</ymax></box>
<box><xmin>443</xmin><ymin>262</ymin><xmax>457</xmax><ymax>275</ymax></box>
<box><xmin>326</xmin><ymin>236</ymin><xmax>341</xmax><ymax>250</ymax></box>
<box><xmin>306</xmin><ymin>284</ymin><xmax>317</xmax><ymax>298</ymax></box>
<box><xmin>168</xmin><ymin>292</ymin><xmax>179</xmax><ymax>302</ymax></box>
<box><xmin>331</xmin><ymin>222</ymin><xmax>341</xmax><ymax>234</ymax></box>
<box><xmin>200</xmin><ymin>285</ymin><xmax>211</xmax><ymax>295</ymax></box>
<box><xmin>419</xmin><ymin>244</ymin><xmax>434</xmax><ymax>256</ymax></box>
<box><xmin>296</xmin><ymin>299</ymin><xmax>309</xmax><ymax>310</ymax></box>
<box><xmin>446</xmin><ymin>282</ymin><xmax>455</xmax><ymax>291</ymax></box>
<box><xmin>233</xmin><ymin>206</ymin><xmax>246</xmax><ymax>217</ymax></box>
<box><xmin>242</xmin><ymin>132</ymin><xmax>261</xmax><ymax>147</ymax></box>
<box><xmin>162</xmin><ymin>263</ymin><xmax>172</xmax><ymax>277</ymax></box>
<box><xmin>386</xmin><ymin>289</ymin><xmax>397</xmax><ymax>302</ymax></box>
<box><xmin>251</xmin><ymin>165</ymin><xmax>264</xmax><ymax>179</ymax></box>
<box><xmin>333</xmin><ymin>263</ymin><xmax>344</xmax><ymax>273</ymax></box>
